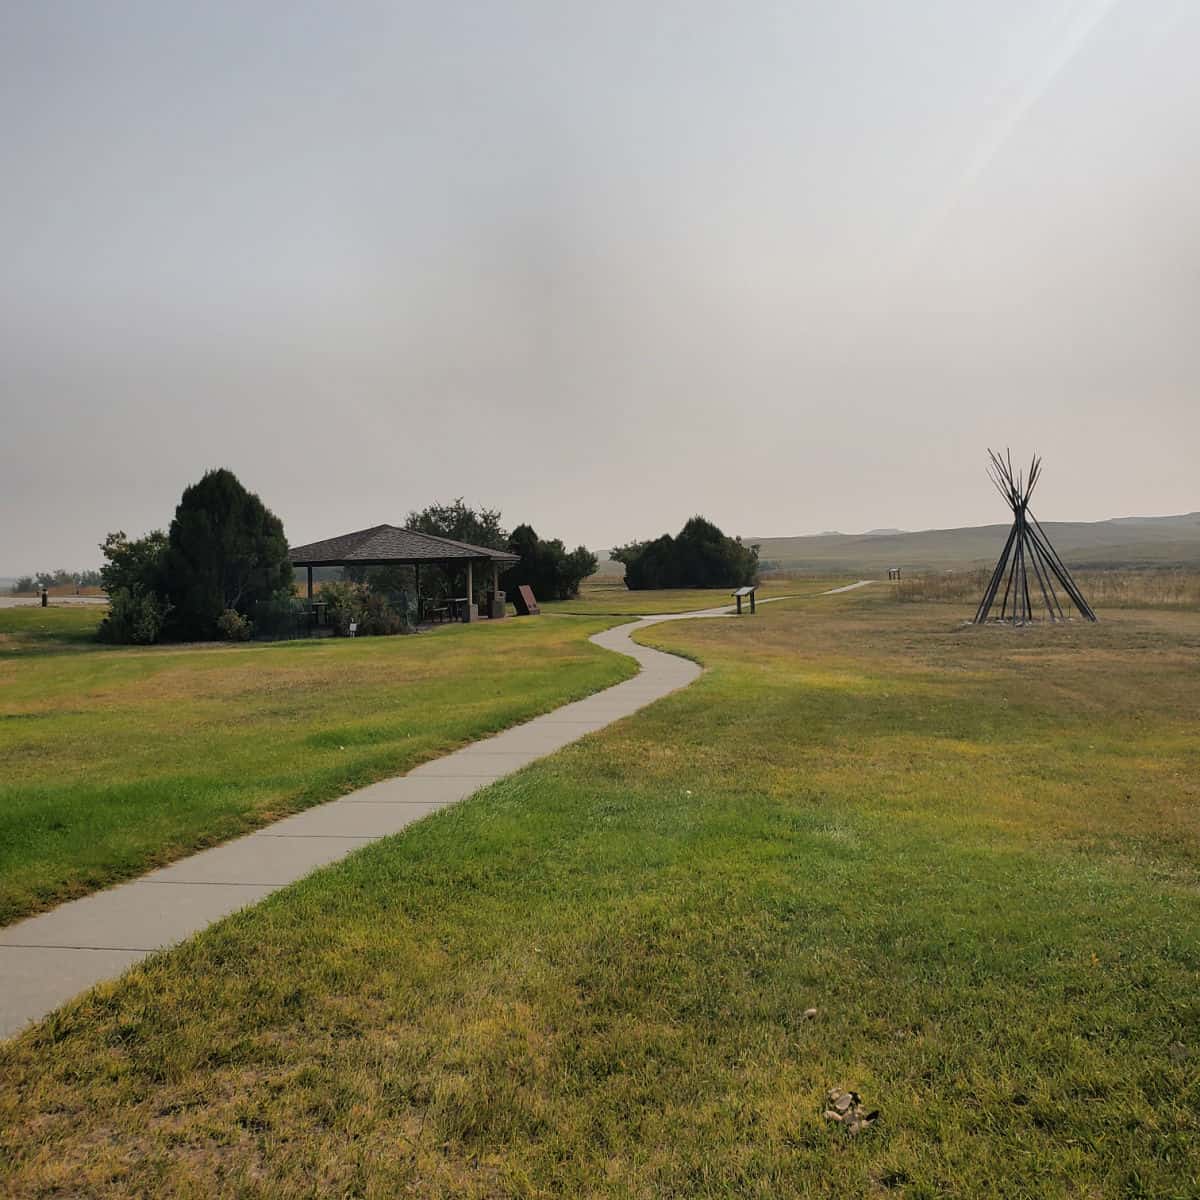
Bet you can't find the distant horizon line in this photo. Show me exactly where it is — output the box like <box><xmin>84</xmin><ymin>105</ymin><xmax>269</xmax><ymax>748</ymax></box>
<box><xmin>5</xmin><ymin>508</ymin><xmax>1198</xmax><ymax>580</ymax></box>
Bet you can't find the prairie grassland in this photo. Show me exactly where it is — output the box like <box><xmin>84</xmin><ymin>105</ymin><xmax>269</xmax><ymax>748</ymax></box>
<box><xmin>2</xmin><ymin>592</ymin><xmax>1198</xmax><ymax>1197</ymax></box>
<box><xmin>546</xmin><ymin>574</ymin><xmax>843</xmax><ymax>616</ymax></box>
<box><xmin>897</xmin><ymin>566</ymin><xmax>1200</xmax><ymax>611</ymax></box>
<box><xmin>0</xmin><ymin>608</ymin><xmax>632</xmax><ymax>924</ymax></box>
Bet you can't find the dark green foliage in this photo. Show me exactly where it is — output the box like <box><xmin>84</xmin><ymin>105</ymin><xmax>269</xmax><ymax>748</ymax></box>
<box><xmin>10</xmin><ymin>576</ymin><xmax>36</xmax><ymax>595</ymax></box>
<box><xmin>354</xmin><ymin>564</ymin><xmax>415</xmax><ymax>598</ymax></box>
<box><xmin>162</xmin><ymin>469</ymin><xmax>292</xmax><ymax>641</ymax></box>
<box><xmin>99</xmin><ymin>531</ymin><xmax>168</xmax><ymax>598</ymax></box>
<box><xmin>405</xmin><ymin>498</ymin><xmax>506</xmax><ymax>550</ymax></box>
<box><xmin>97</xmin><ymin>587</ymin><xmax>171</xmax><ymax>645</ymax></box>
<box><xmin>317</xmin><ymin>580</ymin><xmax>359</xmax><ymax>637</ymax></box>
<box><xmin>357</xmin><ymin>590</ymin><xmax>406</xmax><ymax>636</ymax></box>
<box><xmin>253</xmin><ymin>595</ymin><xmax>310</xmax><ymax>640</ymax></box>
<box><xmin>404</xmin><ymin>499</ymin><xmax>507</xmax><ymax>601</ymax></box>
<box><xmin>96</xmin><ymin>532</ymin><xmax>172</xmax><ymax>643</ymax></box>
<box><xmin>613</xmin><ymin>516</ymin><xmax>759</xmax><ymax>590</ymax></box>
<box><xmin>503</xmin><ymin>524</ymin><xmax>597</xmax><ymax>601</ymax></box>
<box><xmin>317</xmin><ymin>580</ymin><xmax>411</xmax><ymax>637</ymax></box>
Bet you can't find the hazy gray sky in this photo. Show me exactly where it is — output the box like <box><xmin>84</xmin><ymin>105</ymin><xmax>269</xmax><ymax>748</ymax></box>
<box><xmin>3</xmin><ymin>0</ymin><xmax>1198</xmax><ymax>571</ymax></box>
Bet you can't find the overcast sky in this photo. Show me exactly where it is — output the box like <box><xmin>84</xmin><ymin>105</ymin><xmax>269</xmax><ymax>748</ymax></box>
<box><xmin>3</xmin><ymin>0</ymin><xmax>1198</xmax><ymax>571</ymax></box>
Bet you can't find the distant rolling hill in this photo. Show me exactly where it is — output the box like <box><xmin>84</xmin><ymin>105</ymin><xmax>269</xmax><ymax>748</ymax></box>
<box><xmin>748</xmin><ymin>512</ymin><xmax>1200</xmax><ymax>575</ymax></box>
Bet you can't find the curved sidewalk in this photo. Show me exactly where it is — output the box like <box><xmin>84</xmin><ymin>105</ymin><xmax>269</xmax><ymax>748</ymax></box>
<box><xmin>0</xmin><ymin>617</ymin><xmax>699</xmax><ymax>1039</ymax></box>
<box><xmin>0</xmin><ymin>583</ymin><xmax>873</xmax><ymax>1039</ymax></box>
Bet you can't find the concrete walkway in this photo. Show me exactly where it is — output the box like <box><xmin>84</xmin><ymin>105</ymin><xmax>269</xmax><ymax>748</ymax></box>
<box><xmin>0</xmin><ymin>582</ymin><xmax>873</xmax><ymax>1039</ymax></box>
<box><xmin>0</xmin><ymin>618</ymin><xmax>699</xmax><ymax>1038</ymax></box>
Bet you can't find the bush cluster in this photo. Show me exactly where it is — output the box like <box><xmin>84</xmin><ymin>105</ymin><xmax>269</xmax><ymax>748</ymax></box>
<box><xmin>98</xmin><ymin>469</ymin><xmax>293</xmax><ymax>644</ymax></box>
<box><xmin>216</xmin><ymin>609</ymin><xmax>253</xmax><ymax>641</ymax></box>
<box><xmin>98</xmin><ymin>587</ymin><xmax>171</xmax><ymax>645</ymax></box>
<box><xmin>318</xmin><ymin>581</ymin><xmax>413</xmax><ymax>637</ymax></box>
<box><xmin>612</xmin><ymin>517</ymin><xmax>759</xmax><ymax>591</ymax></box>
<box><xmin>502</xmin><ymin>525</ymin><xmax>597</xmax><ymax>602</ymax></box>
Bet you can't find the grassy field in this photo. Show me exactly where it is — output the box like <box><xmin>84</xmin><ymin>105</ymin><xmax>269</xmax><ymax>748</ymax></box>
<box><xmin>0</xmin><ymin>606</ymin><xmax>633</xmax><ymax>925</ymax></box>
<box><xmin>896</xmin><ymin>566</ymin><xmax>1200</xmax><ymax>611</ymax></box>
<box><xmin>546</xmin><ymin>575</ymin><xmax>844</xmax><ymax>616</ymax></box>
<box><xmin>2</xmin><ymin>591</ymin><xmax>1198</xmax><ymax>1196</ymax></box>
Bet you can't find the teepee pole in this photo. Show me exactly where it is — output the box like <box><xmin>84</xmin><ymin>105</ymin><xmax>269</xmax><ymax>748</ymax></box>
<box><xmin>1025</xmin><ymin>534</ymin><xmax>1059</xmax><ymax>620</ymax></box>
<box><xmin>1026</xmin><ymin>515</ymin><xmax>1097</xmax><ymax>621</ymax></box>
<box><xmin>974</xmin><ymin>449</ymin><xmax>1096</xmax><ymax>624</ymax></box>
<box><xmin>975</xmin><ymin>521</ymin><xmax>1017</xmax><ymax>623</ymax></box>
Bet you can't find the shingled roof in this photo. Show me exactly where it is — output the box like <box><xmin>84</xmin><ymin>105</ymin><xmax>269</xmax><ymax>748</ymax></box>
<box><xmin>289</xmin><ymin>525</ymin><xmax>519</xmax><ymax>566</ymax></box>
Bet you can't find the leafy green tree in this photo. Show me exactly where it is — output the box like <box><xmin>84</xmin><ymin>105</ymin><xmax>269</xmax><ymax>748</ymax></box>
<box><xmin>162</xmin><ymin>469</ymin><xmax>292</xmax><ymax>640</ymax></box>
<box><xmin>403</xmin><ymin>499</ymin><xmax>507</xmax><ymax>601</ymax></box>
<box><xmin>98</xmin><ymin>587</ymin><xmax>171</xmax><ymax>645</ymax></box>
<box><xmin>503</xmin><ymin>524</ymin><xmax>597</xmax><ymax>601</ymax></box>
<box><xmin>612</xmin><ymin>517</ymin><xmax>758</xmax><ymax>590</ymax></box>
<box><xmin>406</xmin><ymin>498</ymin><xmax>506</xmax><ymax>549</ymax></box>
<box><xmin>99</xmin><ymin>530</ymin><xmax>168</xmax><ymax>597</ymax></box>
<box><xmin>11</xmin><ymin>576</ymin><xmax>36</xmax><ymax>595</ymax></box>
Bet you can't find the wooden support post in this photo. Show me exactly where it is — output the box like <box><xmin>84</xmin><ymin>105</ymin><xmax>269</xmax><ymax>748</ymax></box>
<box><xmin>465</xmin><ymin>561</ymin><xmax>474</xmax><ymax>622</ymax></box>
<box><xmin>415</xmin><ymin>563</ymin><xmax>421</xmax><ymax>621</ymax></box>
<box><xmin>750</xmin><ymin>591</ymin><xmax>756</xmax><ymax>614</ymax></box>
<box><xmin>735</xmin><ymin>594</ymin><xmax>743</xmax><ymax>615</ymax></box>
<box><xmin>306</xmin><ymin>566</ymin><xmax>313</xmax><ymax>602</ymax></box>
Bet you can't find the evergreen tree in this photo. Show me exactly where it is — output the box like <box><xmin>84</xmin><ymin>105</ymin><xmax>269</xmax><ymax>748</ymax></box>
<box><xmin>163</xmin><ymin>469</ymin><xmax>292</xmax><ymax>639</ymax></box>
<box><xmin>612</xmin><ymin>517</ymin><xmax>758</xmax><ymax>590</ymax></box>
<box><xmin>503</xmin><ymin>524</ymin><xmax>596</xmax><ymax>601</ymax></box>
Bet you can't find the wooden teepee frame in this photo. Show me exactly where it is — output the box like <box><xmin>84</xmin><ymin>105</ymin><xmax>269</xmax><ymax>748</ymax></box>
<box><xmin>973</xmin><ymin>450</ymin><xmax>1097</xmax><ymax>625</ymax></box>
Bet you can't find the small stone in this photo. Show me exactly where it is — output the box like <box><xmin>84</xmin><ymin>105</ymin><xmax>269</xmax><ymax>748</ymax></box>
<box><xmin>823</xmin><ymin>1109</ymin><xmax>842</xmax><ymax>1122</ymax></box>
<box><xmin>835</xmin><ymin>1094</ymin><xmax>853</xmax><ymax>1113</ymax></box>
<box><xmin>804</xmin><ymin>1008</ymin><xmax>818</xmax><ymax>1019</ymax></box>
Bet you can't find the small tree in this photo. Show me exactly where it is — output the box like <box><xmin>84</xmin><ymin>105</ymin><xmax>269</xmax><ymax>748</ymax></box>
<box><xmin>98</xmin><ymin>587</ymin><xmax>171</xmax><ymax>645</ymax></box>
<box><xmin>162</xmin><ymin>469</ymin><xmax>292</xmax><ymax>640</ymax></box>
<box><xmin>406</xmin><ymin>499</ymin><xmax>506</xmax><ymax>550</ymax></box>
<box><xmin>99</xmin><ymin>530</ymin><xmax>168</xmax><ymax>597</ymax></box>
<box><xmin>405</xmin><ymin>499</ymin><xmax>507</xmax><ymax>600</ymax></box>
<box><xmin>503</xmin><ymin>524</ymin><xmax>596</xmax><ymax>601</ymax></box>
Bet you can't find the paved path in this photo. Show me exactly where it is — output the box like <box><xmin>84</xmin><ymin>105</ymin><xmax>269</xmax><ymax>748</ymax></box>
<box><xmin>821</xmin><ymin>580</ymin><xmax>875</xmax><ymax>594</ymax></box>
<box><xmin>0</xmin><ymin>582</ymin><xmax>872</xmax><ymax>1039</ymax></box>
<box><xmin>0</xmin><ymin>620</ymin><xmax>698</xmax><ymax>1038</ymax></box>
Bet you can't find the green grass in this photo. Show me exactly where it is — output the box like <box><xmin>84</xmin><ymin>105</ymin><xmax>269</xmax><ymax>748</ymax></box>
<box><xmin>0</xmin><ymin>609</ymin><xmax>633</xmax><ymax>925</ymax></box>
<box><xmin>545</xmin><ymin>575</ymin><xmax>843</xmax><ymax>616</ymax></box>
<box><xmin>2</xmin><ymin>594</ymin><xmax>1199</xmax><ymax>1196</ymax></box>
<box><xmin>0</xmin><ymin>604</ymin><xmax>108</xmax><ymax>654</ymax></box>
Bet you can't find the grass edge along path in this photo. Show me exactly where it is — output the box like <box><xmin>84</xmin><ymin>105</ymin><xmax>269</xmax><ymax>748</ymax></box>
<box><xmin>0</xmin><ymin>611</ymin><xmax>635</xmax><ymax>925</ymax></box>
